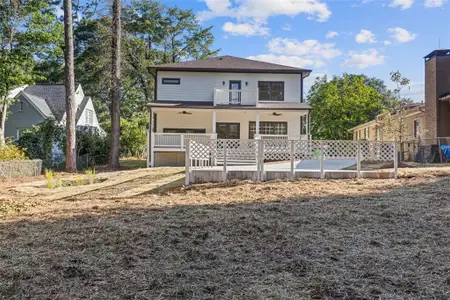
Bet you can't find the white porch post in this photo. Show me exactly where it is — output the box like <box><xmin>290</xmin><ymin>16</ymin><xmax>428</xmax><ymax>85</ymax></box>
<box><xmin>212</xmin><ymin>110</ymin><xmax>216</xmax><ymax>134</ymax></box>
<box><xmin>256</xmin><ymin>111</ymin><xmax>260</xmax><ymax>136</ymax></box>
<box><xmin>306</xmin><ymin>111</ymin><xmax>310</xmax><ymax>139</ymax></box>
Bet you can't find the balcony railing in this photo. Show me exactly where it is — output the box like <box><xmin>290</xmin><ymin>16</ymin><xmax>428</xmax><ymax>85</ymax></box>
<box><xmin>153</xmin><ymin>133</ymin><xmax>217</xmax><ymax>149</ymax></box>
<box><xmin>213</xmin><ymin>88</ymin><xmax>258</xmax><ymax>106</ymax></box>
<box><xmin>254</xmin><ymin>134</ymin><xmax>311</xmax><ymax>140</ymax></box>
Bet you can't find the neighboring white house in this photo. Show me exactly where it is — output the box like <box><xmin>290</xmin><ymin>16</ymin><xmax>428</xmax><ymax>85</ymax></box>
<box><xmin>5</xmin><ymin>84</ymin><xmax>102</xmax><ymax>140</ymax></box>
<box><xmin>149</xmin><ymin>55</ymin><xmax>312</xmax><ymax>167</ymax></box>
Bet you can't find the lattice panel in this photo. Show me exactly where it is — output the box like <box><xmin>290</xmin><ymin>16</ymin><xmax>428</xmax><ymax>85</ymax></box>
<box><xmin>219</xmin><ymin>140</ymin><xmax>258</xmax><ymax>162</ymax></box>
<box><xmin>263</xmin><ymin>139</ymin><xmax>291</xmax><ymax>161</ymax></box>
<box><xmin>323</xmin><ymin>140</ymin><xmax>358</xmax><ymax>159</ymax></box>
<box><xmin>293</xmin><ymin>140</ymin><xmax>321</xmax><ymax>160</ymax></box>
<box><xmin>360</xmin><ymin>141</ymin><xmax>395</xmax><ymax>161</ymax></box>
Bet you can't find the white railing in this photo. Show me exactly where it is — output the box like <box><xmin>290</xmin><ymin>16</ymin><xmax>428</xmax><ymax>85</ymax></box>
<box><xmin>255</xmin><ymin>134</ymin><xmax>311</xmax><ymax>140</ymax></box>
<box><xmin>153</xmin><ymin>133</ymin><xmax>217</xmax><ymax>149</ymax></box>
<box><xmin>213</xmin><ymin>88</ymin><xmax>258</xmax><ymax>106</ymax></box>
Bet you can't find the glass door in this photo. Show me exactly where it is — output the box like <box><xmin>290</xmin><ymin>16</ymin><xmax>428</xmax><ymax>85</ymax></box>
<box><xmin>229</xmin><ymin>81</ymin><xmax>241</xmax><ymax>104</ymax></box>
<box><xmin>216</xmin><ymin>123</ymin><xmax>240</xmax><ymax>139</ymax></box>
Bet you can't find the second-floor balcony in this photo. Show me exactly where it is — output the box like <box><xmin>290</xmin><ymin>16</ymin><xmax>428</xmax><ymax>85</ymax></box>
<box><xmin>213</xmin><ymin>88</ymin><xmax>258</xmax><ymax>106</ymax></box>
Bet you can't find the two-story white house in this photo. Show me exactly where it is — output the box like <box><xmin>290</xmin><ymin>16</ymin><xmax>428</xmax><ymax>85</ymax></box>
<box><xmin>148</xmin><ymin>55</ymin><xmax>312</xmax><ymax>167</ymax></box>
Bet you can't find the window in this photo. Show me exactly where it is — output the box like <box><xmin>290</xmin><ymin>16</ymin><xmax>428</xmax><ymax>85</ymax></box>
<box><xmin>258</xmin><ymin>81</ymin><xmax>284</xmax><ymax>101</ymax></box>
<box><xmin>249</xmin><ymin>121</ymin><xmax>287</xmax><ymax>139</ymax></box>
<box><xmin>163</xmin><ymin>128</ymin><xmax>206</xmax><ymax>134</ymax></box>
<box><xmin>85</xmin><ymin>109</ymin><xmax>94</xmax><ymax>125</ymax></box>
<box><xmin>414</xmin><ymin>120</ymin><xmax>420</xmax><ymax>138</ymax></box>
<box><xmin>19</xmin><ymin>101</ymin><xmax>24</xmax><ymax>111</ymax></box>
<box><xmin>16</xmin><ymin>128</ymin><xmax>29</xmax><ymax>140</ymax></box>
<box><xmin>162</xmin><ymin>78</ymin><xmax>180</xmax><ymax>85</ymax></box>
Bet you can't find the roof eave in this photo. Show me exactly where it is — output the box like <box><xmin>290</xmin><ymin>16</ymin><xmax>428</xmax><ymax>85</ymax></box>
<box><xmin>154</xmin><ymin>66</ymin><xmax>312</xmax><ymax>75</ymax></box>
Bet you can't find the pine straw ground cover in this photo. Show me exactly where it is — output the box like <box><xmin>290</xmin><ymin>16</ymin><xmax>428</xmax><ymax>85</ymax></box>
<box><xmin>2</xmin><ymin>175</ymin><xmax>450</xmax><ymax>299</ymax></box>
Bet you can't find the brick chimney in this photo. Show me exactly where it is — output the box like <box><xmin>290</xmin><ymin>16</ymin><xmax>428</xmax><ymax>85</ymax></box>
<box><xmin>424</xmin><ymin>49</ymin><xmax>450</xmax><ymax>139</ymax></box>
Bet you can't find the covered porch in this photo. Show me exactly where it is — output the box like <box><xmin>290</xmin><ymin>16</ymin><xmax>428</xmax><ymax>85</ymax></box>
<box><xmin>148</xmin><ymin>105</ymin><xmax>311</xmax><ymax>167</ymax></box>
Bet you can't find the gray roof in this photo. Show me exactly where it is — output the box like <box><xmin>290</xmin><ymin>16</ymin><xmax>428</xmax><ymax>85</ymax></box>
<box><xmin>21</xmin><ymin>84</ymin><xmax>81</xmax><ymax>121</ymax></box>
<box><xmin>148</xmin><ymin>101</ymin><xmax>311</xmax><ymax>110</ymax></box>
<box><xmin>154</xmin><ymin>56</ymin><xmax>312</xmax><ymax>77</ymax></box>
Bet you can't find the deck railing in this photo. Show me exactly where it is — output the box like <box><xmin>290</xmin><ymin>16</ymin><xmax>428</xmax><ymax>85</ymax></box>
<box><xmin>153</xmin><ymin>133</ymin><xmax>217</xmax><ymax>149</ymax></box>
<box><xmin>255</xmin><ymin>134</ymin><xmax>311</xmax><ymax>140</ymax></box>
<box><xmin>213</xmin><ymin>88</ymin><xmax>258</xmax><ymax>106</ymax></box>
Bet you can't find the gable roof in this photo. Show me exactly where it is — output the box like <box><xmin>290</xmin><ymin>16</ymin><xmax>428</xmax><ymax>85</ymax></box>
<box><xmin>154</xmin><ymin>55</ymin><xmax>312</xmax><ymax>77</ymax></box>
<box><xmin>20</xmin><ymin>84</ymin><xmax>81</xmax><ymax>121</ymax></box>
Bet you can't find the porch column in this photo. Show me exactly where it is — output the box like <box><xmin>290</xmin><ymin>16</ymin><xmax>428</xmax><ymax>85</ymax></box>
<box><xmin>212</xmin><ymin>110</ymin><xmax>216</xmax><ymax>135</ymax></box>
<box><xmin>306</xmin><ymin>111</ymin><xmax>310</xmax><ymax>139</ymax></box>
<box><xmin>149</xmin><ymin>109</ymin><xmax>155</xmax><ymax>167</ymax></box>
<box><xmin>256</xmin><ymin>111</ymin><xmax>260</xmax><ymax>135</ymax></box>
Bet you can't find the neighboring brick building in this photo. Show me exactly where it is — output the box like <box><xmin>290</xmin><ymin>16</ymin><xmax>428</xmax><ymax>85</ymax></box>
<box><xmin>351</xmin><ymin>104</ymin><xmax>425</xmax><ymax>142</ymax></box>
<box><xmin>424</xmin><ymin>49</ymin><xmax>450</xmax><ymax>139</ymax></box>
<box><xmin>351</xmin><ymin>49</ymin><xmax>450</xmax><ymax>142</ymax></box>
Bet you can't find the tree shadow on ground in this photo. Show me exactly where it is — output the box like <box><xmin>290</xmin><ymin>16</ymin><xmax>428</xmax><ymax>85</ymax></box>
<box><xmin>1</xmin><ymin>178</ymin><xmax>450</xmax><ymax>299</ymax></box>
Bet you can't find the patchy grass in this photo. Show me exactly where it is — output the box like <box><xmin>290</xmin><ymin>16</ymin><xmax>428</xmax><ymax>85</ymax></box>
<box><xmin>2</xmin><ymin>172</ymin><xmax>450</xmax><ymax>299</ymax></box>
<box><xmin>118</xmin><ymin>158</ymin><xmax>147</xmax><ymax>169</ymax></box>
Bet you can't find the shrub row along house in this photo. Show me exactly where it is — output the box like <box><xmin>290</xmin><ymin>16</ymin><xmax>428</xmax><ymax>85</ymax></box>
<box><xmin>148</xmin><ymin>55</ymin><xmax>312</xmax><ymax>167</ymax></box>
<box><xmin>351</xmin><ymin>49</ymin><xmax>450</xmax><ymax>142</ymax></box>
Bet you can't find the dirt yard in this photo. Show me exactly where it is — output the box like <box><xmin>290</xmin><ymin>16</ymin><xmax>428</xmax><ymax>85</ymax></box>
<box><xmin>2</xmin><ymin>167</ymin><xmax>450</xmax><ymax>299</ymax></box>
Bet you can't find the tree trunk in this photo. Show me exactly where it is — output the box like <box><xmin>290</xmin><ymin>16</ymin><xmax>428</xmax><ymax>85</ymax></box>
<box><xmin>64</xmin><ymin>0</ymin><xmax>77</xmax><ymax>171</ymax></box>
<box><xmin>109</xmin><ymin>0</ymin><xmax>121</xmax><ymax>169</ymax></box>
<box><xmin>0</xmin><ymin>99</ymin><xmax>7</xmax><ymax>146</ymax></box>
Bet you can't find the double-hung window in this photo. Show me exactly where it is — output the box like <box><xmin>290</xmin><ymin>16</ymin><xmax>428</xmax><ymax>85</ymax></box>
<box><xmin>258</xmin><ymin>81</ymin><xmax>284</xmax><ymax>101</ymax></box>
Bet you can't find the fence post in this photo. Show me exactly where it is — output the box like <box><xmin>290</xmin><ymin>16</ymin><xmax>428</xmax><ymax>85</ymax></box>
<box><xmin>290</xmin><ymin>140</ymin><xmax>295</xmax><ymax>180</ymax></box>
<box><xmin>223</xmin><ymin>141</ymin><xmax>227</xmax><ymax>182</ymax></box>
<box><xmin>185</xmin><ymin>139</ymin><xmax>190</xmax><ymax>186</ymax></box>
<box><xmin>150</xmin><ymin>132</ymin><xmax>155</xmax><ymax>167</ymax></box>
<box><xmin>320</xmin><ymin>141</ymin><xmax>325</xmax><ymax>179</ymax></box>
<box><xmin>394</xmin><ymin>142</ymin><xmax>398</xmax><ymax>179</ymax></box>
<box><xmin>357</xmin><ymin>141</ymin><xmax>361</xmax><ymax>178</ymax></box>
<box><xmin>260</xmin><ymin>140</ymin><xmax>265</xmax><ymax>181</ymax></box>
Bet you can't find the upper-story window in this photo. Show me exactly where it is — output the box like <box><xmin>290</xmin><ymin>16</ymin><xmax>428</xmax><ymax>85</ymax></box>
<box><xmin>414</xmin><ymin>120</ymin><xmax>420</xmax><ymax>138</ymax></box>
<box><xmin>85</xmin><ymin>109</ymin><xmax>94</xmax><ymax>125</ymax></box>
<box><xmin>258</xmin><ymin>81</ymin><xmax>284</xmax><ymax>101</ymax></box>
<box><xmin>162</xmin><ymin>78</ymin><xmax>180</xmax><ymax>85</ymax></box>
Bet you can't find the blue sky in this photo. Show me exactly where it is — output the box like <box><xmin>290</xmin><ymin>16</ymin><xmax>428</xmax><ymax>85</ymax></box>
<box><xmin>161</xmin><ymin>0</ymin><xmax>449</xmax><ymax>102</ymax></box>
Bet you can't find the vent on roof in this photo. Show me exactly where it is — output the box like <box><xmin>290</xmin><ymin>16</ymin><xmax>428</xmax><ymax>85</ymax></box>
<box><xmin>218</xmin><ymin>57</ymin><xmax>223</xmax><ymax>60</ymax></box>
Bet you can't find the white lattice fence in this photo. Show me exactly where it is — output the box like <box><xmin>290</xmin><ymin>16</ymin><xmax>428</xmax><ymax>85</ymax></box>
<box><xmin>0</xmin><ymin>160</ymin><xmax>42</xmax><ymax>179</ymax></box>
<box><xmin>185</xmin><ymin>139</ymin><xmax>398</xmax><ymax>184</ymax></box>
<box><xmin>360</xmin><ymin>141</ymin><xmax>396</xmax><ymax>161</ymax></box>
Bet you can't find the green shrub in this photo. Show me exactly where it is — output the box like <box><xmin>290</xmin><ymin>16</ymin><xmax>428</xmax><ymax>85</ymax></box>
<box><xmin>0</xmin><ymin>141</ymin><xmax>27</xmax><ymax>161</ymax></box>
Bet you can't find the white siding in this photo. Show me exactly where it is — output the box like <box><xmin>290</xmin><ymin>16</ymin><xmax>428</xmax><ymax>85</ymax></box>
<box><xmin>157</xmin><ymin>71</ymin><xmax>302</xmax><ymax>103</ymax></box>
<box><xmin>76</xmin><ymin>98</ymin><xmax>100</xmax><ymax>128</ymax></box>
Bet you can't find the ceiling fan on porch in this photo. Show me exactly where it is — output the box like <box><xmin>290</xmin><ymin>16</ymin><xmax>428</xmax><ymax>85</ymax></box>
<box><xmin>271</xmin><ymin>112</ymin><xmax>282</xmax><ymax>116</ymax></box>
<box><xmin>178</xmin><ymin>111</ymin><xmax>192</xmax><ymax>115</ymax></box>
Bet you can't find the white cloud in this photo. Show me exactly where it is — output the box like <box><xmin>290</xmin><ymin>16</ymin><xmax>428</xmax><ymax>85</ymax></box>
<box><xmin>384</xmin><ymin>40</ymin><xmax>391</xmax><ymax>45</ymax></box>
<box><xmin>247</xmin><ymin>54</ymin><xmax>325</xmax><ymax>68</ymax></box>
<box><xmin>267</xmin><ymin>37</ymin><xmax>341</xmax><ymax>59</ymax></box>
<box><xmin>389</xmin><ymin>0</ymin><xmax>414</xmax><ymax>10</ymax></box>
<box><xmin>424</xmin><ymin>0</ymin><xmax>446</xmax><ymax>7</ymax></box>
<box><xmin>222</xmin><ymin>22</ymin><xmax>270</xmax><ymax>36</ymax></box>
<box><xmin>326</xmin><ymin>31</ymin><xmax>338</xmax><ymax>39</ymax></box>
<box><xmin>341</xmin><ymin>49</ymin><xmax>386</xmax><ymax>69</ymax></box>
<box><xmin>388</xmin><ymin>27</ymin><xmax>417</xmax><ymax>43</ymax></box>
<box><xmin>282</xmin><ymin>24</ymin><xmax>292</xmax><ymax>31</ymax></box>
<box><xmin>355</xmin><ymin>30</ymin><xmax>376</xmax><ymax>44</ymax></box>
<box><xmin>198</xmin><ymin>0</ymin><xmax>332</xmax><ymax>23</ymax></box>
